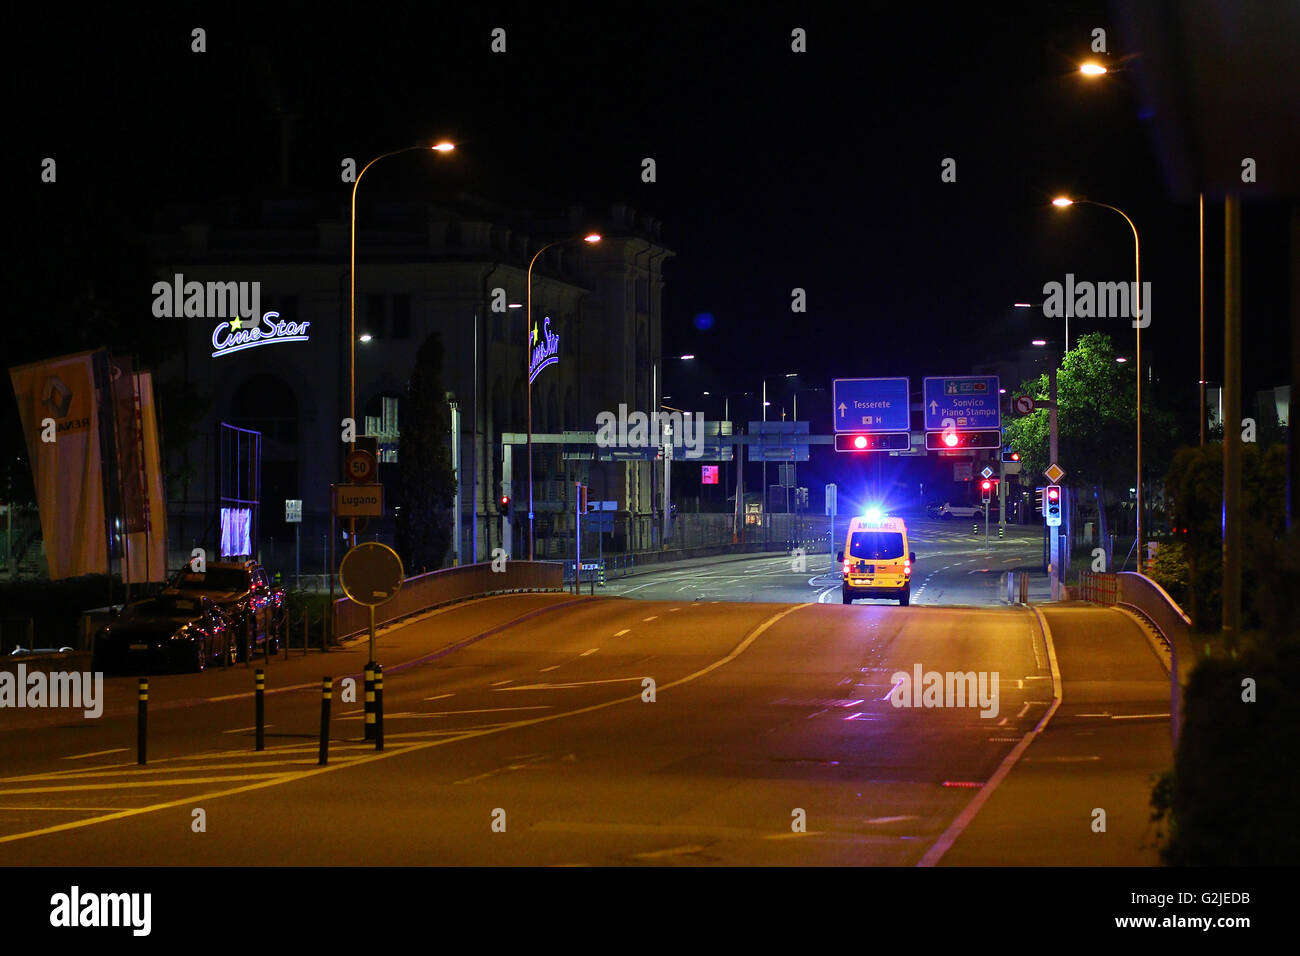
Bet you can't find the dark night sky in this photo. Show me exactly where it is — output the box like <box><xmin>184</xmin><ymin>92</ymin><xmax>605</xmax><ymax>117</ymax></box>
<box><xmin>12</xmin><ymin>3</ymin><xmax>1296</xmax><ymax>431</ymax></box>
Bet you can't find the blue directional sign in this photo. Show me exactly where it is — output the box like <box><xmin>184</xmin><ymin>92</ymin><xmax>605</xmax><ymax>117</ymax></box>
<box><xmin>832</xmin><ymin>377</ymin><xmax>911</xmax><ymax>433</ymax></box>
<box><xmin>923</xmin><ymin>376</ymin><xmax>1001</xmax><ymax>431</ymax></box>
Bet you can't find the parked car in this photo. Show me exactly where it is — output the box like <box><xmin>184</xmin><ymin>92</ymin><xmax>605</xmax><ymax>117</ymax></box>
<box><xmin>163</xmin><ymin>560</ymin><xmax>285</xmax><ymax>660</ymax></box>
<box><xmin>93</xmin><ymin>594</ymin><xmax>236</xmax><ymax>672</ymax></box>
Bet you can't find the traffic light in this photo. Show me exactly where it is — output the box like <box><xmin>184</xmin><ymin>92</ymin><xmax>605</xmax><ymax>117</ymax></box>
<box><xmin>980</xmin><ymin>479</ymin><xmax>993</xmax><ymax>504</ymax></box>
<box><xmin>834</xmin><ymin>432</ymin><xmax>910</xmax><ymax>452</ymax></box>
<box><xmin>1001</xmin><ymin>445</ymin><xmax>1021</xmax><ymax>463</ymax></box>
<box><xmin>1045</xmin><ymin>484</ymin><xmax>1062</xmax><ymax>527</ymax></box>
<box><xmin>924</xmin><ymin>429</ymin><xmax>1002</xmax><ymax>451</ymax></box>
<box><xmin>500</xmin><ymin>494</ymin><xmax>511</xmax><ymax>516</ymax></box>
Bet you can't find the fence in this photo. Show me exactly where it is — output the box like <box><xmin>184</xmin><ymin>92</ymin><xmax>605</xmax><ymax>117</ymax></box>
<box><xmin>1076</xmin><ymin>570</ymin><xmax>1119</xmax><ymax>604</ymax></box>
<box><xmin>333</xmin><ymin>559</ymin><xmax>563</xmax><ymax>642</ymax></box>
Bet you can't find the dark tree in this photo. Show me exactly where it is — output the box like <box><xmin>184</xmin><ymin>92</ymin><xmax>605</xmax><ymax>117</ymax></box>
<box><xmin>395</xmin><ymin>332</ymin><xmax>457</xmax><ymax>572</ymax></box>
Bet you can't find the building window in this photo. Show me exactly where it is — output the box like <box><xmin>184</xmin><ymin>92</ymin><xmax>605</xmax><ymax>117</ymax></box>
<box><xmin>392</xmin><ymin>294</ymin><xmax>411</xmax><ymax>338</ymax></box>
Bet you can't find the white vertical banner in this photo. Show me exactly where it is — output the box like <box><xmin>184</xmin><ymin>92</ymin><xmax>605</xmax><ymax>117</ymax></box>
<box><xmin>8</xmin><ymin>351</ymin><xmax>110</xmax><ymax>578</ymax></box>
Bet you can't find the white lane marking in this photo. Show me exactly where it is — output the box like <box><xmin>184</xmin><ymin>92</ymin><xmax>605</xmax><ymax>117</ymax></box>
<box><xmin>580</xmin><ymin>648</ymin><xmax>599</xmax><ymax>657</ymax></box>
<box><xmin>496</xmin><ymin>677</ymin><xmax>647</xmax><ymax>691</ymax></box>
<box><xmin>424</xmin><ymin>693</ymin><xmax>454</xmax><ymax>701</ymax></box>
<box><xmin>866</xmin><ymin>815</ymin><xmax>919</xmax><ymax>824</ymax></box>
<box><xmin>613</xmin><ymin>629</ymin><xmax>630</xmax><ymax>637</ymax></box>
<box><xmin>539</xmin><ymin>665</ymin><xmax>561</xmax><ymax>672</ymax></box>
<box><xmin>618</xmin><ymin>582</ymin><xmax>659</xmax><ymax>594</ymax></box>
<box><xmin>668</xmin><ymin>607</ymin><xmax>681</xmax><ymax>612</ymax></box>
<box><xmin>420</xmin><ymin>706</ymin><xmax>553</xmax><ymax>716</ymax></box>
<box><xmin>633</xmin><ymin>844</ymin><xmax>707</xmax><ymax>859</ymax></box>
<box><xmin>490</xmin><ymin>679</ymin><xmax>514</xmax><ymax>686</ymax></box>
<box><xmin>641</xmin><ymin>616</ymin><xmax>658</xmax><ymax>622</ymax></box>
<box><xmin>1112</xmin><ymin>713</ymin><xmax>1171</xmax><ymax>719</ymax></box>
<box><xmin>60</xmin><ymin>749</ymin><xmax>128</xmax><ymax>761</ymax></box>
<box><xmin>918</xmin><ymin>606</ymin><xmax>1062</xmax><ymax>868</ymax></box>
<box><xmin>222</xmin><ymin>725</ymin><xmax>274</xmax><ymax>734</ymax></box>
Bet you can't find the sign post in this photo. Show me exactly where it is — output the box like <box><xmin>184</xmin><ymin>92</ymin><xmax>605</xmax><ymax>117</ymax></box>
<box><xmin>285</xmin><ymin>499</ymin><xmax>302</xmax><ymax>587</ymax></box>
<box><xmin>339</xmin><ymin>541</ymin><xmax>404</xmax><ymax>744</ymax></box>
<box><xmin>825</xmin><ymin>483</ymin><xmax>837</xmax><ymax>557</ymax></box>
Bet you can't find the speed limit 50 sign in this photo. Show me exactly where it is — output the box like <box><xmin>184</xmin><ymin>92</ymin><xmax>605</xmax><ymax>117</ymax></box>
<box><xmin>345</xmin><ymin>448</ymin><xmax>376</xmax><ymax>483</ymax></box>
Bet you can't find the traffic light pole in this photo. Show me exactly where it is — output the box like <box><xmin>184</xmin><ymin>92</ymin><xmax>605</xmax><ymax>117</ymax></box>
<box><xmin>983</xmin><ymin>499</ymin><xmax>989</xmax><ymax>550</ymax></box>
<box><xmin>1049</xmin><ymin>367</ymin><xmax>1060</xmax><ymax>601</ymax></box>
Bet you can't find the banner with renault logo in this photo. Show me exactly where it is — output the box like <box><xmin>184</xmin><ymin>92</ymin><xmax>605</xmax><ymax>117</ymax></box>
<box><xmin>8</xmin><ymin>350</ymin><xmax>110</xmax><ymax>578</ymax></box>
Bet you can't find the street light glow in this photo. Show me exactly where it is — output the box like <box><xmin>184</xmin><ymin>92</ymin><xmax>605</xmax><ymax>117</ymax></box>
<box><xmin>431</xmin><ymin>141</ymin><xmax>456</xmax><ymax>151</ymax></box>
<box><xmin>358</xmin><ymin>333</ymin><xmax>373</xmax><ymax>343</ymax></box>
<box><xmin>583</xmin><ymin>233</ymin><xmax>601</xmax><ymax>243</ymax></box>
<box><xmin>1013</xmin><ymin>302</ymin><xmax>1032</xmax><ymax>308</ymax></box>
<box><xmin>1116</xmin><ymin>356</ymin><xmax>1128</xmax><ymax>363</ymax></box>
<box><xmin>679</xmin><ymin>354</ymin><xmax>695</xmax><ymax>360</ymax></box>
<box><xmin>1079</xmin><ymin>62</ymin><xmax>1107</xmax><ymax>76</ymax></box>
<box><xmin>1052</xmin><ymin>196</ymin><xmax>1074</xmax><ymax>207</ymax></box>
<box><xmin>1032</xmin><ymin>339</ymin><xmax>1047</xmax><ymax>346</ymax></box>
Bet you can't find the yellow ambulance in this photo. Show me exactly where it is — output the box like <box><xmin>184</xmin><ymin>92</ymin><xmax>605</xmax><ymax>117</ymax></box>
<box><xmin>838</xmin><ymin>513</ymin><xmax>914</xmax><ymax>605</ymax></box>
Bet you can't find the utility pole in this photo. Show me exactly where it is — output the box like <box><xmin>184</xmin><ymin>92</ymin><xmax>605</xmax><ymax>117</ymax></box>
<box><xmin>1223</xmin><ymin>196</ymin><xmax>1243</xmax><ymax>641</ymax></box>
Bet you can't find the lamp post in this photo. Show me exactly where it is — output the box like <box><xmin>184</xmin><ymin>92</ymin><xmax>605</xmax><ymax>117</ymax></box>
<box><xmin>525</xmin><ymin>233</ymin><xmax>601</xmax><ymax>560</ymax></box>
<box><xmin>1052</xmin><ymin>195</ymin><xmax>1144</xmax><ymax>571</ymax></box>
<box><xmin>349</xmin><ymin>142</ymin><xmax>455</xmax><ymax>429</ymax></box>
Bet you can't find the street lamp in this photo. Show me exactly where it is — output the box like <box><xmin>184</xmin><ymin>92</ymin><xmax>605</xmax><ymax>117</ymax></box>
<box><xmin>1052</xmin><ymin>194</ymin><xmax>1145</xmax><ymax>570</ymax></box>
<box><xmin>349</xmin><ymin>141</ymin><xmax>456</xmax><ymax>429</ymax></box>
<box><xmin>525</xmin><ymin>232</ymin><xmax>601</xmax><ymax>560</ymax></box>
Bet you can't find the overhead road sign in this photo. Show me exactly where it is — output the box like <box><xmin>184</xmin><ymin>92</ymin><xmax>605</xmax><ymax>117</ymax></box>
<box><xmin>924</xmin><ymin>430</ymin><xmax>1001</xmax><ymax>451</ymax></box>
<box><xmin>747</xmin><ymin>421</ymin><xmax>810</xmax><ymax>462</ymax></box>
<box><xmin>923</xmin><ymin>376</ymin><xmax>1001</xmax><ymax>431</ymax></box>
<box><xmin>834</xmin><ymin>432</ymin><xmax>911</xmax><ymax>452</ymax></box>
<box><xmin>832</xmin><ymin>377</ymin><xmax>911</xmax><ymax>433</ymax></box>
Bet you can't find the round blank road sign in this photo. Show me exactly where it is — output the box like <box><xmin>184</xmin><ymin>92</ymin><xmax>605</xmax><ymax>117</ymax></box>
<box><xmin>339</xmin><ymin>542</ymin><xmax>405</xmax><ymax>606</ymax></box>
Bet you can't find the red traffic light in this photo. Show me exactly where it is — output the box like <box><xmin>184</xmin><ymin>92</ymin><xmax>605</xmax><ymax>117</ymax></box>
<box><xmin>980</xmin><ymin>480</ymin><xmax>992</xmax><ymax>491</ymax></box>
<box><xmin>1047</xmin><ymin>487</ymin><xmax>1060</xmax><ymax>501</ymax></box>
<box><xmin>834</xmin><ymin>432</ymin><xmax>910</xmax><ymax>452</ymax></box>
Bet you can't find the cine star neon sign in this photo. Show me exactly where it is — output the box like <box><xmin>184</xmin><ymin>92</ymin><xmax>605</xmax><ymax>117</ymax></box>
<box><xmin>528</xmin><ymin>316</ymin><xmax>560</xmax><ymax>384</ymax></box>
<box><xmin>211</xmin><ymin>312</ymin><xmax>311</xmax><ymax>358</ymax></box>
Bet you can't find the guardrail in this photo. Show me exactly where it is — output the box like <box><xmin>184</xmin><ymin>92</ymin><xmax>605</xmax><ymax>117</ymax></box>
<box><xmin>333</xmin><ymin>560</ymin><xmax>563</xmax><ymax>642</ymax></box>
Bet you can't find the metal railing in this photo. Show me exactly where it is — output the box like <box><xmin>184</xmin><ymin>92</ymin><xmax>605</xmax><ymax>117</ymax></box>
<box><xmin>332</xmin><ymin>560</ymin><xmax>563</xmax><ymax>642</ymax></box>
<box><xmin>1076</xmin><ymin>570</ymin><xmax>1119</xmax><ymax>604</ymax></box>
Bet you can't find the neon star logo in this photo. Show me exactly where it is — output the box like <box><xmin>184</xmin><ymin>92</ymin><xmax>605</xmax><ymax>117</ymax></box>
<box><xmin>229</xmin><ymin>316</ymin><xmax>243</xmax><ymax>330</ymax></box>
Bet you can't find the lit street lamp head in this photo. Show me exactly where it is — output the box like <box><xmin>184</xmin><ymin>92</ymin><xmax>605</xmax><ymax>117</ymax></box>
<box><xmin>584</xmin><ymin>233</ymin><xmax>601</xmax><ymax>243</ymax></box>
<box><xmin>1079</xmin><ymin>62</ymin><xmax>1107</xmax><ymax>76</ymax></box>
<box><xmin>432</xmin><ymin>141</ymin><xmax>456</xmax><ymax>151</ymax></box>
<box><xmin>1052</xmin><ymin>196</ymin><xmax>1074</xmax><ymax>207</ymax></box>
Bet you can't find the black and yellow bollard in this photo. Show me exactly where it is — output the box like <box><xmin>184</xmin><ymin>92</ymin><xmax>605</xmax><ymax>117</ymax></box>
<box><xmin>363</xmin><ymin>662</ymin><xmax>376</xmax><ymax>741</ymax></box>
<box><xmin>972</xmin><ymin>522</ymin><xmax>979</xmax><ymax>535</ymax></box>
<box><xmin>998</xmin><ymin>524</ymin><xmax>1005</xmax><ymax>539</ymax></box>
<box><xmin>137</xmin><ymin>678</ymin><xmax>148</xmax><ymax>765</ymax></box>
<box><xmin>318</xmin><ymin>677</ymin><xmax>333</xmax><ymax>766</ymax></box>
<box><xmin>374</xmin><ymin>664</ymin><xmax>384</xmax><ymax>752</ymax></box>
<box><xmin>254</xmin><ymin>668</ymin><xmax>265</xmax><ymax>751</ymax></box>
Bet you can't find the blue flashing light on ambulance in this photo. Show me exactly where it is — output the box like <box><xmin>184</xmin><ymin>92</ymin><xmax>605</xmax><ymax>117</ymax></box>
<box><xmin>837</xmin><ymin>511</ymin><xmax>915</xmax><ymax>606</ymax></box>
